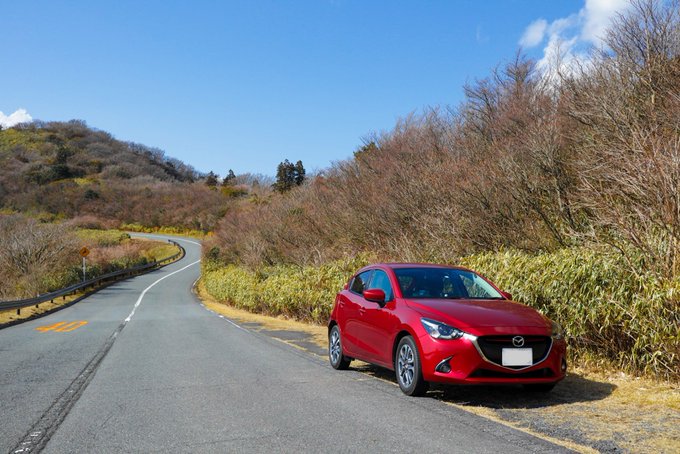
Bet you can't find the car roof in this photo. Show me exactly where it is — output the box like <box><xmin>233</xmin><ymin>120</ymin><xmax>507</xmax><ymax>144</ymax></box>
<box><xmin>360</xmin><ymin>263</ymin><xmax>471</xmax><ymax>271</ymax></box>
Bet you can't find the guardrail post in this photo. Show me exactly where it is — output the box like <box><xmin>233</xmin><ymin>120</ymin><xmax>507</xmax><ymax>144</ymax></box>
<box><xmin>17</xmin><ymin>308</ymin><xmax>20</xmax><ymax>315</ymax></box>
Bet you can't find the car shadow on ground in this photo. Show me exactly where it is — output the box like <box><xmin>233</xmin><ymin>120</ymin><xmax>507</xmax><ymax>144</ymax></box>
<box><xmin>352</xmin><ymin>363</ymin><xmax>616</xmax><ymax>409</ymax></box>
<box><xmin>232</xmin><ymin>318</ymin><xmax>616</xmax><ymax>410</ymax></box>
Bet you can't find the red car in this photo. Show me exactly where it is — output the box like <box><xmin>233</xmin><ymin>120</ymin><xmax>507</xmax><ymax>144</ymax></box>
<box><xmin>328</xmin><ymin>263</ymin><xmax>567</xmax><ymax>396</ymax></box>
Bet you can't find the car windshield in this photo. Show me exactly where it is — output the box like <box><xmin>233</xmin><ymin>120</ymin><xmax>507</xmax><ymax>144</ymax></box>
<box><xmin>394</xmin><ymin>267</ymin><xmax>503</xmax><ymax>300</ymax></box>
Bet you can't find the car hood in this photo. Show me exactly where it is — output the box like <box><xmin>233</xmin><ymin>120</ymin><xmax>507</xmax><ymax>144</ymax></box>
<box><xmin>405</xmin><ymin>298</ymin><xmax>550</xmax><ymax>329</ymax></box>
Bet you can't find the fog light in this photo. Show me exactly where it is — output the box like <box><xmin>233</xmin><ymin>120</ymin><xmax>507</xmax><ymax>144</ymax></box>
<box><xmin>561</xmin><ymin>359</ymin><xmax>567</xmax><ymax>373</ymax></box>
<box><xmin>435</xmin><ymin>356</ymin><xmax>453</xmax><ymax>373</ymax></box>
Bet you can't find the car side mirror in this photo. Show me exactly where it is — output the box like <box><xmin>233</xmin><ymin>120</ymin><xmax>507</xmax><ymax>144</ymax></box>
<box><xmin>363</xmin><ymin>288</ymin><xmax>386</xmax><ymax>305</ymax></box>
<box><xmin>500</xmin><ymin>291</ymin><xmax>513</xmax><ymax>301</ymax></box>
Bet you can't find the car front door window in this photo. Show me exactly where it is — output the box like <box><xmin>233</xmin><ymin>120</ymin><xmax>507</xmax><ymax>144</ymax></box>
<box><xmin>368</xmin><ymin>270</ymin><xmax>393</xmax><ymax>302</ymax></box>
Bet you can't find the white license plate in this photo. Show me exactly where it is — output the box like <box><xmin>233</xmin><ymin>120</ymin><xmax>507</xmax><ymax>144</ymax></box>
<box><xmin>502</xmin><ymin>348</ymin><xmax>533</xmax><ymax>366</ymax></box>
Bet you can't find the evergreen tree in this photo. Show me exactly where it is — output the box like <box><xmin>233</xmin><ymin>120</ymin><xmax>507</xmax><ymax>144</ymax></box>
<box><xmin>273</xmin><ymin>159</ymin><xmax>305</xmax><ymax>193</ymax></box>
<box><xmin>205</xmin><ymin>171</ymin><xmax>219</xmax><ymax>188</ymax></box>
<box><xmin>294</xmin><ymin>160</ymin><xmax>305</xmax><ymax>186</ymax></box>
<box><xmin>222</xmin><ymin>169</ymin><xmax>236</xmax><ymax>186</ymax></box>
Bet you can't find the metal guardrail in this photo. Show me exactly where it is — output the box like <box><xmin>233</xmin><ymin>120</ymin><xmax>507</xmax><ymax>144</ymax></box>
<box><xmin>0</xmin><ymin>240</ymin><xmax>185</xmax><ymax>313</ymax></box>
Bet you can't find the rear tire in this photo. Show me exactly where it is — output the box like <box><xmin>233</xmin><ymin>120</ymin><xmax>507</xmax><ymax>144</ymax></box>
<box><xmin>329</xmin><ymin>325</ymin><xmax>351</xmax><ymax>370</ymax></box>
<box><xmin>395</xmin><ymin>336</ymin><xmax>429</xmax><ymax>396</ymax></box>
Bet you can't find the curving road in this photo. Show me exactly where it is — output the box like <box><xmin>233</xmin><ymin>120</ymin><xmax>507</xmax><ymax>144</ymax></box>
<box><xmin>0</xmin><ymin>236</ymin><xmax>571</xmax><ymax>453</ymax></box>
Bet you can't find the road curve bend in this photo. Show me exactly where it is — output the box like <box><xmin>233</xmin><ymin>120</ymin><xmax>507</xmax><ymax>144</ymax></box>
<box><xmin>0</xmin><ymin>235</ymin><xmax>571</xmax><ymax>453</ymax></box>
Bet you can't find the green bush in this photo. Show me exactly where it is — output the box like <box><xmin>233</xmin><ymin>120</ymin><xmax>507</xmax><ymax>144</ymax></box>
<box><xmin>202</xmin><ymin>253</ymin><xmax>373</xmax><ymax>323</ymax></box>
<box><xmin>460</xmin><ymin>248</ymin><xmax>679</xmax><ymax>379</ymax></box>
<box><xmin>203</xmin><ymin>247</ymin><xmax>679</xmax><ymax>380</ymax></box>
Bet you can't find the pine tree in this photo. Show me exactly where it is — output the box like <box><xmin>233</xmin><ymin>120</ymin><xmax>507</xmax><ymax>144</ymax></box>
<box><xmin>273</xmin><ymin>159</ymin><xmax>306</xmax><ymax>193</ymax></box>
<box><xmin>205</xmin><ymin>171</ymin><xmax>218</xmax><ymax>188</ymax></box>
<box><xmin>294</xmin><ymin>160</ymin><xmax>306</xmax><ymax>186</ymax></box>
<box><xmin>222</xmin><ymin>169</ymin><xmax>236</xmax><ymax>186</ymax></box>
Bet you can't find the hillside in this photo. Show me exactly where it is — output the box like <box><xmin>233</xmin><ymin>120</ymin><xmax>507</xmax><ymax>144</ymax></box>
<box><xmin>0</xmin><ymin>120</ymin><xmax>230</xmax><ymax>231</ymax></box>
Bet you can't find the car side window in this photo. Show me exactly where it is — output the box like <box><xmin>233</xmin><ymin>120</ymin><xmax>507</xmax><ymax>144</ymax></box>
<box><xmin>350</xmin><ymin>270</ymin><xmax>373</xmax><ymax>295</ymax></box>
<box><xmin>368</xmin><ymin>270</ymin><xmax>394</xmax><ymax>302</ymax></box>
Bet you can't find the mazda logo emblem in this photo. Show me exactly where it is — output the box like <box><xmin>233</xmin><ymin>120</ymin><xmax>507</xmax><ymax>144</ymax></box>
<box><xmin>512</xmin><ymin>336</ymin><xmax>525</xmax><ymax>347</ymax></box>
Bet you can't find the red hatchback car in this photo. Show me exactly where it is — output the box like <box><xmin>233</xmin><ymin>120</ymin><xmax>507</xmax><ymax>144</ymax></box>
<box><xmin>328</xmin><ymin>263</ymin><xmax>567</xmax><ymax>396</ymax></box>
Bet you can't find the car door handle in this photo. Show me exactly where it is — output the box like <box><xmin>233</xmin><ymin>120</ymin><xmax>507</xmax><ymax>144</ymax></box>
<box><xmin>359</xmin><ymin>307</ymin><xmax>366</xmax><ymax>315</ymax></box>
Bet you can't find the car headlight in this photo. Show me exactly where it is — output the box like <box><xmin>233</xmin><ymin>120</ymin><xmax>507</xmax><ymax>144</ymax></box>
<box><xmin>421</xmin><ymin>318</ymin><xmax>465</xmax><ymax>340</ymax></box>
<box><xmin>551</xmin><ymin>321</ymin><xmax>564</xmax><ymax>340</ymax></box>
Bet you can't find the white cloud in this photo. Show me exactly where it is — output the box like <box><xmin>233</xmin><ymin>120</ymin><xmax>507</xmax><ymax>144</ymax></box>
<box><xmin>521</xmin><ymin>0</ymin><xmax>631</xmax><ymax>79</ymax></box>
<box><xmin>0</xmin><ymin>108</ymin><xmax>32</xmax><ymax>129</ymax></box>
<box><xmin>581</xmin><ymin>0</ymin><xmax>630</xmax><ymax>44</ymax></box>
<box><xmin>519</xmin><ymin>19</ymin><xmax>548</xmax><ymax>47</ymax></box>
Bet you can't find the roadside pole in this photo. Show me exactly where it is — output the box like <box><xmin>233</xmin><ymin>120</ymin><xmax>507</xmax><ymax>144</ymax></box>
<box><xmin>79</xmin><ymin>247</ymin><xmax>90</xmax><ymax>282</ymax></box>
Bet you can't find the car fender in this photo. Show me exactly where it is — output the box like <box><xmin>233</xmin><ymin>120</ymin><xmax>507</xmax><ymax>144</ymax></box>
<box><xmin>390</xmin><ymin>322</ymin><xmax>424</xmax><ymax>367</ymax></box>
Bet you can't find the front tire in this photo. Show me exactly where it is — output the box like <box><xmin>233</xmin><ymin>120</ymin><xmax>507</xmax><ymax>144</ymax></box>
<box><xmin>395</xmin><ymin>336</ymin><xmax>428</xmax><ymax>396</ymax></box>
<box><xmin>329</xmin><ymin>325</ymin><xmax>351</xmax><ymax>370</ymax></box>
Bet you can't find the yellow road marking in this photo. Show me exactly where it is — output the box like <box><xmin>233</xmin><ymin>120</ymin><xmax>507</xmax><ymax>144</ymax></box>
<box><xmin>36</xmin><ymin>322</ymin><xmax>68</xmax><ymax>332</ymax></box>
<box><xmin>55</xmin><ymin>321</ymin><xmax>88</xmax><ymax>332</ymax></box>
<box><xmin>36</xmin><ymin>321</ymin><xmax>88</xmax><ymax>332</ymax></box>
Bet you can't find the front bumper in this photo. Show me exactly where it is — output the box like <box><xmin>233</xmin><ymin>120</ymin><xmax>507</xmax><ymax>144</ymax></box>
<box><xmin>418</xmin><ymin>331</ymin><xmax>567</xmax><ymax>385</ymax></box>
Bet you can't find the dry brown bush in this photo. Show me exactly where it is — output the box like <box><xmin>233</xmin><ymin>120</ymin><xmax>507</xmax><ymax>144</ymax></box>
<box><xmin>209</xmin><ymin>0</ymin><xmax>680</xmax><ymax>282</ymax></box>
<box><xmin>0</xmin><ymin>214</ymin><xmax>78</xmax><ymax>298</ymax></box>
<box><xmin>566</xmin><ymin>0</ymin><xmax>680</xmax><ymax>277</ymax></box>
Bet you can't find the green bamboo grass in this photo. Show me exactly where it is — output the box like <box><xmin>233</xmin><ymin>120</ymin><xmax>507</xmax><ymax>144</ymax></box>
<box><xmin>203</xmin><ymin>248</ymin><xmax>679</xmax><ymax>380</ymax></box>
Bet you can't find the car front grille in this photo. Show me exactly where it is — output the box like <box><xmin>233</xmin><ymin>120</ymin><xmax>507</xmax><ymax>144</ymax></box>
<box><xmin>476</xmin><ymin>335</ymin><xmax>552</xmax><ymax>369</ymax></box>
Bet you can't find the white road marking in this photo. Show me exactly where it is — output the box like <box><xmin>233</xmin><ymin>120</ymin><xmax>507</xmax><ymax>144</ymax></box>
<box><xmin>199</xmin><ymin>302</ymin><xmax>246</xmax><ymax>331</ymax></box>
<box><xmin>124</xmin><ymin>260</ymin><xmax>201</xmax><ymax>322</ymax></box>
<box><xmin>221</xmin><ymin>316</ymin><xmax>246</xmax><ymax>331</ymax></box>
<box><xmin>192</xmin><ymin>277</ymin><xmax>246</xmax><ymax>331</ymax></box>
<box><xmin>174</xmin><ymin>238</ymin><xmax>201</xmax><ymax>246</ymax></box>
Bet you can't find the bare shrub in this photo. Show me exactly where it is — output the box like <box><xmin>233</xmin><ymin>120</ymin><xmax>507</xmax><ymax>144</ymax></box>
<box><xmin>566</xmin><ymin>0</ymin><xmax>680</xmax><ymax>277</ymax></box>
<box><xmin>0</xmin><ymin>214</ymin><xmax>78</xmax><ymax>298</ymax></box>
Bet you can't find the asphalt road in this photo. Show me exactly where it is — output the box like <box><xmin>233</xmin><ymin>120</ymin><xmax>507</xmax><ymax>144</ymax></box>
<box><xmin>0</xmin><ymin>235</ymin><xmax>572</xmax><ymax>453</ymax></box>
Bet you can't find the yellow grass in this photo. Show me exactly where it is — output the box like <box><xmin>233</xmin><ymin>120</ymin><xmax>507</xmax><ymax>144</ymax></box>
<box><xmin>0</xmin><ymin>291</ymin><xmax>85</xmax><ymax>325</ymax></box>
<box><xmin>139</xmin><ymin>240</ymin><xmax>179</xmax><ymax>262</ymax></box>
<box><xmin>196</xmin><ymin>279</ymin><xmax>327</xmax><ymax>347</ymax></box>
<box><xmin>72</xmin><ymin>177</ymin><xmax>93</xmax><ymax>186</ymax></box>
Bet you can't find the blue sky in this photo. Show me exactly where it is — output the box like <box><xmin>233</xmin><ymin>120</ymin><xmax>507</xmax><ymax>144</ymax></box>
<box><xmin>1</xmin><ymin>1</ymin><xmax>627</xmax><ymax>177</ymax></box>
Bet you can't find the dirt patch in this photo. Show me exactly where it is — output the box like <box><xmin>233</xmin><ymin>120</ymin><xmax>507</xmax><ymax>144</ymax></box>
<box><xmin>197</xmin><ymin>282</ymin><xmax>680</xmax><ymax>454</ymax></box>
<box><xmin>431</xmin><ymin>371</ymin><xmax>679</xmax><ymax>454</ymax></box>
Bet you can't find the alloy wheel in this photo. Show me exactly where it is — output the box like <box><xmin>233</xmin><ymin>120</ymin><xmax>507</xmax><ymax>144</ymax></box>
<box><xmin>398</xmin><ymin>343</ymin><xmax>415</xmax><ymax>388</ymax></box>
<box><xmin>330</xmin><ymin>330</ymin><xmax>341</xmax><ymax>365</ymax></box>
